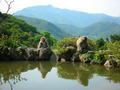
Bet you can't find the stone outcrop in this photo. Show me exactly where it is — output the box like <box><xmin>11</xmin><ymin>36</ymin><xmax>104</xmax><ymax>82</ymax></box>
<box><xmin>1</xmin><ymin>47</ymin><xmax>53</xmax><ymax>61</ymax></box>
<box><xmin>58</xmin><ymin>46</ymin><xmax>76</xmax><ymax>61</ymax></box>
<box><xmin>79</xmin><ymin>54</ymin><xmax>90</xmax><ymax>63</ymax></box>
<box><xmin>104</xmin><ymin>60</ymin><xmax>117</xmax><ymax>68</ymax></box>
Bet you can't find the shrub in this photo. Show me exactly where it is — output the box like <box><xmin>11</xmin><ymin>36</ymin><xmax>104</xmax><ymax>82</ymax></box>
<box><xmin>55</xmin><ymin>37</ymin><xmax>78</xmax><ymax>54</ymax></box>
<box><xmin>87</xmin><ymin>39</ymin><xmax>96</xmax><ymax>50</ymax></box>
<box><xmin>105</xmin><ymin>41</ymin><xmax>120</xmax><ymax>63</ymax></box>
<box><xmin>93</xmin><ymin>52</ymin><xmax>105</xmax><ymax>63</ymax></box>
<box><xmin>83</xmin><ymin>52</ymin><xmax>95</xmax><ymax>61</ymax></box>
<box><xmin>56</xmin><ymin>37</ymin><xmax>78</xmax><ymax>48</ymax></box>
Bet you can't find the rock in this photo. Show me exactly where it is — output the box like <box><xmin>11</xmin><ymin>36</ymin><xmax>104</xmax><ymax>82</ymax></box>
<box><xmin>104</xmin><ymin>60</ymin><xmax>117</xmax><ymax>68</ymax></box>
<box><xmin>90</xmin><ymin>61</ymin><xmax>99</xmax><ymax>65</ymax></box>
<box><xmin>79</xmin><ymin>54</ymin><xmax>90</xmax><ymax>63</ymax></box>
<box><xmin>76</xmin><ymin>36</ymin><xmax>89</xmax><ymax>53</ymax></box>
<box><xmin>57</xmin><ymin>46</ymin><xmax>76</xmax><ymax>61</ymax></box>
<box><xmin>71</xmin><ymin>52</ymin><xmax>80</xmax><ymax>62</ymax></box>
<box><xmin>38</xmin><ymin>48</ymin><xmax>53</xmax><ymax>60</ymax></box>
<box><xmin>26</xmin><ymin>48</ymin><xmax>38</xmax><ymax>60</ymax></box>
<box><xmin>71</xmin><ymin>55</ymin><xmax>80</xmax><ymax>62</ymax></box>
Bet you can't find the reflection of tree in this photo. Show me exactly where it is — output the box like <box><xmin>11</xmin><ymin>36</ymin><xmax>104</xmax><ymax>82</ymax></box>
<box><xmin>57</xmin><ymin>62</ymin><xmax>120</xmax><ymax>86</ymax></box>
<box><xmin>0</xmin><ymin>61</ymin><xmax>54</xmax><ymax>86</ymax></box>
<box><xmin>105</xmin><ymin>69</ymin><xmax>120</xmax><ymax>83</ymax></box>
<box><xmin>57</xmin><ymin>62</ymin><xmax>93</xmax><ymax>86</ymax></box>
<box><xmin>57</xmin><ymin>62</ymin><xmax>78</xmax><ymax>80</ymax></box>
<box><xmin>89</xmin><ymin>65</ymin><xmax>120</xmax><ymax>83</ymax></box>
<box><xmin>0</xmin><ymin>61</ymin><xmax>39</xmax><ymax>86</ymax></box>
<box><xmin>38</xmin><ymin>61</ymin><xmax>52</xmax><ymax>79</ymax></box>
<box><xmin>1</xmin><ymin>61</ymin><xmax>120</xmax><ymax>88</ymax></box>
<box><xmin>77</xmin><ymin>70</ymin><xmax>93</xmax><ymax>86</ymax></box>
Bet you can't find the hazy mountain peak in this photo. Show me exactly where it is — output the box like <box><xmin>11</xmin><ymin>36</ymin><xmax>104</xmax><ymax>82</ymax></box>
<box><xmin>14</xmin><ymin>5</ymin><xmax>120</xmax><ymax>27</ymax></box>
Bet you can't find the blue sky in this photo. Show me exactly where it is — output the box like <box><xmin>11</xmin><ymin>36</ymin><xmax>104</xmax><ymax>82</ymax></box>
<box><xmin>0</xmin><ymin>0</ymin><xmax>120</xmax><ymax>17</ymax></box>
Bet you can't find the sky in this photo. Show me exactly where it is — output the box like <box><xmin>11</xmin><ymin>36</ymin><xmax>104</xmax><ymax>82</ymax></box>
<box><xmin>0</xmin><ymin>0</ymin><xmax>120</xmax><ymax>17</ymax></box>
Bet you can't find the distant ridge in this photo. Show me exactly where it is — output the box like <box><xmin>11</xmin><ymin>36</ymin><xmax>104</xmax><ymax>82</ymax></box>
<box><xmin>14</xmin><ymin>5</ymin><xmax>120</xmax><ymax>28</ymax></box>
<box><xmin>16</xmin><ymin>16</ymin><xmax>71</xmax><ymax>39</ymax></box>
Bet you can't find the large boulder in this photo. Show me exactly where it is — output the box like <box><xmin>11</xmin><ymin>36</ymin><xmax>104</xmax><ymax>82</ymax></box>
<box><xmin>58</xmin><ymin>46</ymin><xmax>76</xmax><ymax>61</ymax></box>
<box><xmin>16</xmin><ymin>47</ymin><xmax>39</xmax><ymax>60</ymax></box>
<box><xmin>79</xmin><ymin>54</ymin><xmax>90</xmax><ymax>63</ymax></box>
<box><xmin>38</xmin><ymin>48</ymin><xmax>53</xmax><ymax>60</ymax></box>
<box><xmin>26</xmin><ymin>48</ymin><xmax>38</xmax><ymax>60</ymax></box>
<box><xmin>104</xmin><ymin>60</ymin><xmax>117</xmax><ymax>68</ymax></box>
<box><xmin>76</xmin><ymin>36</ymin><xmax>89</xmax><ymax>53</ymax></box>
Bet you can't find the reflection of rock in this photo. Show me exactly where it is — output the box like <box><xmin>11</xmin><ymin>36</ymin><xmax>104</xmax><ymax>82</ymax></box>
<box><xmin>38</xmin><ymin>61</ymin><xmax>52</xmax><ymax>79</ymax></box>
<box><xmin>57</xmin><ymin>62</ymin><xmax>78</xmax><ymax>79</ymax></box>
<box><xmin>76</xmin><ymin>36</ymin><xmax>89</xmax><ymax>52</ymax></box>
<box><xmin>57</xmin><ymin>62</ymin><xmax>92</xmax><ymax>86</ymax></box>
<box><xmin>104</xmin><ymin>60</ymin><xmax>117</xmax><ymax>68</ymax></box>
<box><xmin>77</xmin><ymin>71</ymin><xmax>91</xmax><ymax>86</ymax></box>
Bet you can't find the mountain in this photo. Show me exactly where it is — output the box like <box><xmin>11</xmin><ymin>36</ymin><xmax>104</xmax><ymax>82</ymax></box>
<box><xmin>56</xmin><ymin>24</ymin><xmax>81</xmax><ymax>36</ymax></box>
<box><xmin>14</xmin><ymin>5</ymin><xmax>120</xmax><ymax>28</ymax></box>
<box><xmin>79</xmin><ymin>22</ymin><xmax>120</xmax><ymax>39</ymax></box>
<box><xmin>16</xmin><ymin>16</ymin><xmax>71</xmax><ymax>39</ymax></box>
<box><xmin>16</xmin><ymin>16</ymin><xmax>120</xmax><ymax>39</ymax></box>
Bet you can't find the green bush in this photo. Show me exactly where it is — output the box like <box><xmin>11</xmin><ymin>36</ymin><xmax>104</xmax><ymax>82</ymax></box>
<box><xmin>87</xmin><ymin>39</ymin><xmax>96</xmax><ymax>50</ymax></box>
<box><xmin>56</xmin><ymin>37</ymin><xmax>78</xmax><ymax>48</ymax></box>
<box><xmin>105</xmin><ymin>41</ymin><xmax>120</xmax><ymax>63</ymax></box>
<box><xmin>82</xmin><ymin>52</ymin><xmax>95</xmax><ymax>61</ymax></box>
<box><xmin>55</xmin><ymin>37</ymin><xmax>78</xmax><ymax>54</ymax></box>
<box><xmin>93</xmin><ymin>52</ymin><xmax>105</xmax><ymax>63</ymax></box>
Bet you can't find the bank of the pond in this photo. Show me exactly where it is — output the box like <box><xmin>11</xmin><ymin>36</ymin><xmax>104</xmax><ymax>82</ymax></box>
<box><xmin>0</xmin><ymin>36</ymin><xmax>120</xmax><ymax>69</ymax></box>
<box><xmin>54</xmin><ymin>36</ymin><xmax>120</xmax><ymax>68</ymax></box>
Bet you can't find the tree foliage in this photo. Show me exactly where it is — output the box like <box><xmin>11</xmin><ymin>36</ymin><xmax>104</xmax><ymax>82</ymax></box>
<box><xmin>0</xmin><ymin>12</ymin><xmax>56</xmax><ymax>54</ymax></box>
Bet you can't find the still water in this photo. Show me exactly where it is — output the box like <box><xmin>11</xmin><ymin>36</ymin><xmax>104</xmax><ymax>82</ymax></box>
<box><xmin>0</xmin><ymin>61</ymin><xmax>120</xmax><ymax>90</ymax></box>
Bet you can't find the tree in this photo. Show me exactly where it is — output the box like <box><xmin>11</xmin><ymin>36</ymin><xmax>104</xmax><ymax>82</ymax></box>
<box><xmin>110</xmin><ymin>35</ymin><xmax>120</xmax><ymax>42</ymax></box>
<box><xmin>4</xmin><ymin>0</ymin><xmax>14</xmax><ymax>14</ymax></box>
<box><xmin>96</xmin><ymin>38</ymin><xmax>105</xmax><ymax>49</ymax></box>
<box><xmin>0</xmin><ymin>0</ymin><xmax>14</xmax><ymax>24</ymax></box>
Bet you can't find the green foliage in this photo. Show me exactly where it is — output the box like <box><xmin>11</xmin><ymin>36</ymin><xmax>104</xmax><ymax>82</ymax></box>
<box><xmin>0</xmin><ymin>12</ymin><xmax>56</xmax><ymax>55</ymax></box>
<box><xmin>87</xmin><ymin>39</ymin><xmax>96</xmax><ymax>50</ymax></box>
<box><xmin>34</xmin><ymin>32</ymin><xmax>57</xmax><ymax>47</ymax></box>
<box><xmin>79</xmin><ymin>22</ymin><xmax>120</xmax><ymax>39</ymax></box>
<box><xmin>93</xmin><ymin>52</ymin><xmax>105</xmax><ymax>63</ymax></box>
<box><xmin>55</xmin><ymin>37</ymin><xmax>78</xmax><ymax>54</ymax></box>
<box><xmin>56</xmin><ymin>37</ymin><xmax>78</xmax><ymax>48</ymax></box>
<box><xmin>96</xmin><ymin>38</ymin><xmax>107</xmax><ymax>50</ymax></box>
<box><xmin>82</xmin><ymin>52</ymin><xmax>94</xmax><ymax>61</ymax></box>
<box><xmin>17</xmin><ymin>16</ymin><xmax>71</xmax><ymax>39</ymax></box>
<box><xmin>106</xmin><ymin>42</ymin><xmax>120</xmax><ymax>62</ymax></box>
<box><xmin>110</xmin><ymin>35</ymin><xmax>120</xmax><ymax>42</ymax></box>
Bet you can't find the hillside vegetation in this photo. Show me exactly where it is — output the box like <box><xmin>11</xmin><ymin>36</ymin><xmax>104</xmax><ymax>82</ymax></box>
<box><xmin>16</xmin><ymin>16</ymin><xmax>71</xmax><ymax>39</ymax></box>
<box><xmin>0</xmin><ymin>12</ymin><xmax>56</xmax><ymax>54</ymax></box>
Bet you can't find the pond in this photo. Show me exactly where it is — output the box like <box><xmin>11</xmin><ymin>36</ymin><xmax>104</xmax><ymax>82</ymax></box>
<box><xmin>0</xmin><ymin>61</ymin><xmax>120</xmax><ymax>90</ymax></box>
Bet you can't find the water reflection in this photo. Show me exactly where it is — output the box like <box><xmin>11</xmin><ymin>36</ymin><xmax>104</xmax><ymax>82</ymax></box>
<box><xmin>57</xmin><ymin>62</ymin><xmax>120</xmax><ymax>86</ymax></box>
<box><xmin>57</xmin><ymin>63</ymin><xmax>93</xmax><ymax>86</ymax></box>
<box><xmin>38</xmin><ymin>61</ymin><xmax>53</xmax><ymax>79</ymax></box>
<box><xmin>0</xmin><ymin>61</ymin><xmax>120</xmax><ymax>89</ymax></box>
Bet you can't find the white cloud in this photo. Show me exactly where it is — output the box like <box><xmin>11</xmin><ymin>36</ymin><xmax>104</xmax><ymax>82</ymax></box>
<box><xmin>0</xmin><ymin>0</ymin><xmax>120</xmax><ymax>17</ymax></box>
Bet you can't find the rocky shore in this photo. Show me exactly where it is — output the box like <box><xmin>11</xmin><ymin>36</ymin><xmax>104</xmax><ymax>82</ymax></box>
<box><xmin>0</xmin><ymin>36</ymin><xmax>119</xmax><ymax>68</ymax></box>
